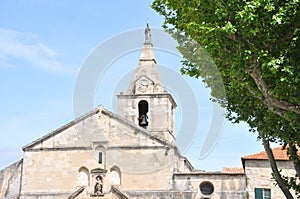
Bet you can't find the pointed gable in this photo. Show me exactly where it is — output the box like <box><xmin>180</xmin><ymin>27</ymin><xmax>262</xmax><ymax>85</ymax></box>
<box><xmin>23</xmin><ymin>106</ymin><xmax>172</xmax><ymax>151</ymax></box>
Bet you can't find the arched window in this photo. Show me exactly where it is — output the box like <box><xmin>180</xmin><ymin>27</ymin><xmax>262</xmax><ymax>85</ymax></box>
<box><xmin>138</xmin><ymin>100</ymin><xmax>149</xmax><ymax>127</ymax></box>
<box><xmin>110</xmin><ymin>166</ymin><xmax>121</xmax><ymax>185</ymax></box>
<box><xmin>185</xmin><ymin>177</ymin><xmax>192</xmax><ymax>190</ymax></box>
<box><xmin>78</xmin><ymin>167</ymin><xmax>89</xmax><ymax>186</ymax></box>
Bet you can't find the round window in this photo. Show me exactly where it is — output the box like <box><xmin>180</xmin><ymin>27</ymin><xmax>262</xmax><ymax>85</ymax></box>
<box><xmin>199</xmin><ymin>181</ymin><xmax>214</xmax><ymax>195</ymax></box>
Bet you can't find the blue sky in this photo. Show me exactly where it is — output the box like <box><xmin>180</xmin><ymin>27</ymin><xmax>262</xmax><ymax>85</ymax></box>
<box><xmin>0</xmin><ymin>1</ymin><xmax>266</xmax><ymax>170</ymax></box>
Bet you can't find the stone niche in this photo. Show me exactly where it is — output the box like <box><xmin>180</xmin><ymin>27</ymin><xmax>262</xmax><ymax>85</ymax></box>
<box><xmin>90</xmin><ymin>168</ymin><xmax>107</xmax><ymax>197</ymax></box>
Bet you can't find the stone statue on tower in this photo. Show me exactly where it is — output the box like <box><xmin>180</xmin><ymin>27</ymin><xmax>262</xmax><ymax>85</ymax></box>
<box><xmin>145</xmin><ymin>23</ymin><xmax>152</xmax><ymax>44</ymax></box>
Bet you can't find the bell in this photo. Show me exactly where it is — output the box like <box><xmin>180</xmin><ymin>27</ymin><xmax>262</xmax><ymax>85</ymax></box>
<box><xmin>140</xmin><ymin>115</ymin><xmax>148</xmax><ymax>126</ymax></box>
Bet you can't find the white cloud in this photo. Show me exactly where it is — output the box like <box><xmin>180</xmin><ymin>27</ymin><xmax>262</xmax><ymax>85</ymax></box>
<box><xmin>0</xmin><ymin>28</ymin><xmax>75</xmax><ymax>74</ymax></box>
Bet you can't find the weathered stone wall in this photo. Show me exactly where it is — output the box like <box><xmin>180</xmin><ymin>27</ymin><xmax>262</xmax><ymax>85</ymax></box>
<box><xmin>28</xmin><ymin>109</ymin><xmax>168</xmax><ymax>151</ymax></box>
<box><xmin>118</xmin><ymin>94</ymin><xmax>176</xmax><ymax>143</ymax></box>
<box><xmin>125</xmin><ymin>190</ymin><xmax>197</xmax><ymax>199</ymax></box>
<box><xmin>20</xmin><ymin>148</ymin><xmax>177</xmax><ymax>198</ymax></box>
<box><xmin>2</xmin><ymin>107</ymin><xmax>251</xmax><ymax>199</ymax></box>
<box><xmin>106</xmin><ymin>148</ymin><xmax>175</xmax><ymax>190</ymax></box>
<box><xmin>244</xmin><ymin>159</ymin><xmax>296</xmax><ymax>199</ymax></box>
<box><xmin>1</xmin><ymin>107</ymin><xmax>249</xmax><ymax>199</ymax></box>
<box><xmin>173</xmin><ymin>173</ymin><xmax>246</xmax><ymax>199</ymax></box>
<box><xmin>0</xmin><ymin>160</ymin><xmax>22</xmax><ymax>198</ymax></box>
<box><xmin>19</xmin><ymin>109</ymin><xmax>180</xmax><ymax>198</ymax></box>
<box><xmin>173</xmin><ymin>151</ymin><xmax>194</xmax><ymax>173</ymax></box>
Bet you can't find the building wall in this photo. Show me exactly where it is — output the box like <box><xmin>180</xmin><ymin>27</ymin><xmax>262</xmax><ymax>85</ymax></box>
<box><xmin>0</xmin><ymin>160</ymin><xmax>22</xmax><ymax>199</ymax></box>
<box><xmin>173</xmin><ymin>173</ymin><xmax>246</xmax><ymax>199</ymax></box>
<box><xmin>2</xmin><ymin>108</ymin><xmax>297</xmax><ymax>199</ymax></box>
<box><xmin>118</xmin><ymin>94</ymin><xmax>175</xmax><ymax>142</ymax></box>
<box><xmin>244</xmin><ymin>159</ymin><xmax>296</xmax><ymax>199</ymax></box>
<box><xmin>125</xmin><ymin>190</ymin><xmax>198</xmax><ymax>199</ymax></box>
<box><xmin>18</xmin><ymin>110</ymin><xmax>180</xmax><ymax>198</ymax></box>
<box><xmin>20</xmin><ymin>148</ymin><xmax>176</xmax><ymax>198</ymax></box>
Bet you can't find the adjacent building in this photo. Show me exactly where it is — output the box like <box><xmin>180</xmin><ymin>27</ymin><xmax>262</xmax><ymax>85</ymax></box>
<box><xmin>242</xmin><ymin>147</ymin><xmax>296</xmax><ymax>199</ymax></box>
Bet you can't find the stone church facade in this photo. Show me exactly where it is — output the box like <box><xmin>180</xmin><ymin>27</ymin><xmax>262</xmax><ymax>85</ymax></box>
<box><xmin>0</xmin><ymin>25</ymin><xmax>297</xmax><ymax>199</ymax></box>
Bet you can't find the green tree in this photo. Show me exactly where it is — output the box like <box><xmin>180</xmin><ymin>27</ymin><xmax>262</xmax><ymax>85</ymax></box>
<box><xmin>152</xmin><ymin>0</ymin><xmax>300</xmax><ymax>198</ymax></box>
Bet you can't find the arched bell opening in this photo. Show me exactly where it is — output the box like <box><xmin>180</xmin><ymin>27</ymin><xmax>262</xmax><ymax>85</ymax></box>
<box><xmin>138</xmin><ymin>100</ymin><xmax>148</xmax><ymax>128</ymax></box>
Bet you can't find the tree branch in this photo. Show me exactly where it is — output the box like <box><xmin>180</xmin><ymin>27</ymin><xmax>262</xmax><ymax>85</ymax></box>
<box><xmin>247</xmin><ymin>57</ymin><xmax>300</xmax><ymax>115</ymax></box>
<box><xmin>245</xmin><ymin>85</ymin><xmax>285</xmax><ymax>117</ymax></box>
<box><xmin>267</xmin><ymin>25</ymin><xmax>300</xmax><ymax>50</ymax></box>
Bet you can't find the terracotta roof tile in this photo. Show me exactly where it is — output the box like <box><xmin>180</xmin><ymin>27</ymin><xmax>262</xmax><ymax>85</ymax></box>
<box><xmin>242</xmin><ymin>146</ymin><xmax>294</xmax><ymax>161</ymax></box>
<box><xmin>222</xmin><ymin>167</ymin><xmax>244</xmax><ymax>174</ymax></box>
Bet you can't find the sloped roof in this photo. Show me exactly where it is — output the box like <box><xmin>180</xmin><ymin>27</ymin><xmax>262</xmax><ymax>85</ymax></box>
<box><xmin>22</xmin><ymin>108</ymin><xmax>99</xmax><ymax>150</ymax></box>
<box><xmin>222</xmin><ymin>167</ymin><xmax>244</xmax><ymax>174</ymax></box>
<box><xmin>242</xmin><ymin>146</ymin><xmax>290</xmax><ymax>161</ymax></box>
<box><xmin>22</xmin><ymin>105</ymin><xmax>174</xmax><ymax>150</ymax></box>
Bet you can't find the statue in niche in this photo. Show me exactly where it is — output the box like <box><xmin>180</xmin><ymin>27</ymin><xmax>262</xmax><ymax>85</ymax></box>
<box><xmin>94</xmin><ymin>175</ymin><xmax>103</xmax><ymax>195</ymax></box>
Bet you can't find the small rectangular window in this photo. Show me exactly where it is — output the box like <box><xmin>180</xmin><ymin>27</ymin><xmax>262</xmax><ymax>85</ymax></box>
<box><xmin>255</xmin><ymin>188</ymin><xmax>271</xmax><ymax>199</ymax></box>
<box><xmin>98</xmin><ymin>152</ymin><xmax>102</xmax><ymax>164</ymax></box>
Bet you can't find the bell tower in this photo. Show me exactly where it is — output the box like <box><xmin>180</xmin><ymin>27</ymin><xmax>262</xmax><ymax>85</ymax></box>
<box><xmin>117</xmin><ymin>24</ymin><xmax>176</xmax><ymax>143</ymax></box>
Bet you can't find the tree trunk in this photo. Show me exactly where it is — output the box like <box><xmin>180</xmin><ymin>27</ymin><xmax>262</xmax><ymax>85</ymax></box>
<box><xmin>288</xmin><ymin>143</ymin><xmax>300</xmax><ymax>180</ymax></box>
<box><xmin>260</xmin><ymin>132</ymin><xmax>294</xmax><ymax>199</ymax></box>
